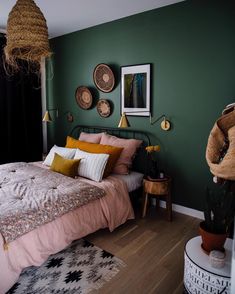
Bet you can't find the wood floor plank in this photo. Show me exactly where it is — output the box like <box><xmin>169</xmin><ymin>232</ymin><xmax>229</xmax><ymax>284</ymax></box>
<box><xmin>86</xmin><ymin>208</ymin><xmax>200</xmax><ymax>293</ymax></box>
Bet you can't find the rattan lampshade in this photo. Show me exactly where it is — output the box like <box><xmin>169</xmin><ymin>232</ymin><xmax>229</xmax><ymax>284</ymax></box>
<box><xmin>4</xmin><ymin>0</ymin><xmax>51</xmax><ymax>70</ymax></box>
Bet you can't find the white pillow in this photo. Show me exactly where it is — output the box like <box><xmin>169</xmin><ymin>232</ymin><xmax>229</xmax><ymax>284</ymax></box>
<box><xmin>74</xmin><ymin>149</ymin><xmax>109</xmax><ymax>182</ymax></box>
<box><xmin>43</xmin><ymin>145</ymin><xmax>76</xmax><ymax>166</ymax></box>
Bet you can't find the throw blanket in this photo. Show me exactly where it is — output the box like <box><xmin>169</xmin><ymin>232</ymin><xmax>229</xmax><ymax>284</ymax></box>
<box><xmin>0</xmin><ymin>162</ymin><xmax>105</xmax><ymax>245</ymax></box>
<box><xmin>206</xmin><ymin>109</ymin><xmax>235</xmax><ymax>180</ymax></box>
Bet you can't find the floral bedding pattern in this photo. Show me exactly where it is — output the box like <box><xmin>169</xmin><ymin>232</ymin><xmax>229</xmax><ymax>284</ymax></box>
<box><xmin>0</xmin><ymin>162</ymin><xmax>105</xmax><ymax>244</ymax></box>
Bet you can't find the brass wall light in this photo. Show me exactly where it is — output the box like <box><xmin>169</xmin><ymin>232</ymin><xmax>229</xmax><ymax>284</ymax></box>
<box><xmin>42</xmin><ymin>109</ymin><xmax>58</xmax><ymax>122</ymax></box>
<box><xmin>150</xmin><ymin>114</ymin><xmax>171</xmax><ymax>131</ymax></box>
<box><xmin>65</xmin><ymin>111</ymin><xmax>74</xmax><ymax>123</ymax></box>
<box><xmin>118</xmin><ymin>113</ymin><xmax>130</xmax><ymax>128</ymax></box>
<box><xmin>118</xmin><ymin>112</ymin><xmax>171</xmax><ymax>131</ymax></box>
<box><xmin>42</xmin><ymin>109</ymin><xmax>73</xmax><ymax>123</ymax></box>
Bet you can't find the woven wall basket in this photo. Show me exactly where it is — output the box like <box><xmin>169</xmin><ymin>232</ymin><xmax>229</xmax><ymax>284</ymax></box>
<box><xmin>4</xmin><ymin>0</ymin><xmax>51</xmax><ymax>70</ymax></box>
<box><xmin>93</xmin><ymin>64</ymin><xmax>115</xmax><ymax>93</ymax></box>
<box><xmin>75</xmin><ymin>86</ymin><xmax>93</xmax><ymax>110</ymax></box>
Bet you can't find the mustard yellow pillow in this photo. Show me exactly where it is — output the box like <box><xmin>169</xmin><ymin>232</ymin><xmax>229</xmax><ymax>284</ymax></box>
<box><xmin>65</xmin><ymin>136</ymin><xmax>123</xmax><ymax>177</ymax></box>
<box><xmin>50</xmin><ymin>153</ymin><xmax>81</xmax><ymax>178</ymax></box>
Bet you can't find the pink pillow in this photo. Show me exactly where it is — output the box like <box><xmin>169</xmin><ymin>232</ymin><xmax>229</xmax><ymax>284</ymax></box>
<box><xmin>100</xmin><ymin>133</ymin><xmax>142</xmax><ymax>174</ymax></box>
<box><xmin>78</xmin><ymin>132</ymin><xmax>103</xmax><ymax>144</ymax></box>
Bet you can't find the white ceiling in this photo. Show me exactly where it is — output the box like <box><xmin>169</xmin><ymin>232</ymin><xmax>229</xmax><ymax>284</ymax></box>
<box><xmin>0</xmin><ymin>0</ymin><xmax>184</xmax><ymax>38</ymax></box>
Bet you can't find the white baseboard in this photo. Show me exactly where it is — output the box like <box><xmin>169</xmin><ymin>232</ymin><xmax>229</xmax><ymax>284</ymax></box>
<box><xmin>158</xmin><ymin>200</ymin><xmax>204</xmax><ymax>220</ymax></box>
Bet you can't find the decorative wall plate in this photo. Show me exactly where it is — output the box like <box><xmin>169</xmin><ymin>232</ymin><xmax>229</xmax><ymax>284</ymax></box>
<box><xmin>93</xmin><ymin>64</ymin><xmax>115</xmax><ymax>93</ymax></box>
<box><xmin>97</xmin><ymin>99</ymin><xmax>111</xmax><ymax>118</ymax></box>
<box><xmin>75</xmin><ymin>86</ymin><xmax>93</xmax><ymax>109</ymax></box>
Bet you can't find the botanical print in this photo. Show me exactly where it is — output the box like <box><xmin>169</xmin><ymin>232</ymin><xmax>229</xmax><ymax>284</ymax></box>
<box><xmin>121</xmin><ymin>64</ymin><xmax>150</xmax><ymax>116</ymax></box>
<box><xmin>124</xmin><ymin>73</ymin><xmax>147</xmax><ymax>108</ymax></box>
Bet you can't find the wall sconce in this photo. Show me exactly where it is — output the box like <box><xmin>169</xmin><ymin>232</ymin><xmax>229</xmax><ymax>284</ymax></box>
<box><xmin>150</xmin><ymin>114</ymin><xmax>171</xmax><ymax>131</ymax></box>
<box><xmin>118</xmin><ymin>113</ymin><xmax>130</xmax><ymax>128</ymax></box>
<box><xmin>65</xmin><ymin>111</ymin><xmax>74</xmax><ymax>123</ymax></box>
<box><xmin>42</xmin><ymin>109</ymin><xmax>73</xmax><ymax>123</ymax></box>
<box><xmin>118</xmin><ymin>112</ymin><xmax>171</xmax><ymax>131</ymax></box>
<box><xmin>42</xmin><ymin>108</ymin><xmax>58</xmax><ymax>122</ymax></box>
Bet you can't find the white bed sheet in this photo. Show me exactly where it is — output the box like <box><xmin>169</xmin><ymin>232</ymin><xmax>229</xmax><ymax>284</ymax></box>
<box><xmin>112</xmin><ymin>171</ymin><xmax>144</xmax><ymax>192</ymax></box>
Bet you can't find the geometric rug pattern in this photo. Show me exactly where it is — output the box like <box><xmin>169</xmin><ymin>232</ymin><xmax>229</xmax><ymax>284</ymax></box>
<box><xmin>7</xmin><ymin>239</ymin><xmax>126</xmax><ymax>294</ymax></box>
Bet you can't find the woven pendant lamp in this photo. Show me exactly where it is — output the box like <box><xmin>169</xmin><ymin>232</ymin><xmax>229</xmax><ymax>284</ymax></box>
<box><xmin>4</xmin><ymin>0</ymin><xmax>51</xmax><ymax>71</ymax></box>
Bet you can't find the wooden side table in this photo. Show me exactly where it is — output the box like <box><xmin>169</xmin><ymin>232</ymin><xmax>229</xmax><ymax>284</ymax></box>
<box><xmin>142</xmin><ymin>176</ymin><xmax>172</xmax><ymax>221</ymax></box>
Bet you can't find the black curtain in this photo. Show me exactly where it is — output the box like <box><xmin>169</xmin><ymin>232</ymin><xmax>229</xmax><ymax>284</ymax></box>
<box><xmin>0</xmin><ymin>35</ymin><xmax>43</xmax><ymax>164</ymax></box>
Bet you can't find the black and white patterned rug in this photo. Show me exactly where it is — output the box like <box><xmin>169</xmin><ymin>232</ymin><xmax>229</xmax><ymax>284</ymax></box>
<box><xmin>7</xmin><ymin>239</ymin><xmax>125</xmax><ymax>294</ymax></box>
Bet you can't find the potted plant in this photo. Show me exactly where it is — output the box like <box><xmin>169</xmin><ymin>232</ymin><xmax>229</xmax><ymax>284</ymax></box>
<box><xmin>199</xmin><ymin>182</ymin><xmax>235</xmax><ymax>253</ymax></box>
<box><xmin>145</xmin><ymin>145</ymin><xmax>161</xmax><ymax>180</ymax></box>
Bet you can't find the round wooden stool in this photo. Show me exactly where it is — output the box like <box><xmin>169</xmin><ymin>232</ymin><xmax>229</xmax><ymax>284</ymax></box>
<box><xmin>142</xmin><ymin>176</ymin><xmax>172</xmax><ymax>221</ymax></box>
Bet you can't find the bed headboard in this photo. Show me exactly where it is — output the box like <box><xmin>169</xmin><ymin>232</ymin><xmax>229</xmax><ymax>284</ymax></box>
<box><xmin>69</xmin><ymin>125</ymin><xmax>151</xmax><ymax>174</ymax></box>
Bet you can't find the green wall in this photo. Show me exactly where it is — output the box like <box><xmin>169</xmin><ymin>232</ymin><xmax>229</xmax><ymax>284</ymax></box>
<box><xmin>47</xmin><ymin>0</ymin><xmax>235</xmax><ymax>211</ymax></box>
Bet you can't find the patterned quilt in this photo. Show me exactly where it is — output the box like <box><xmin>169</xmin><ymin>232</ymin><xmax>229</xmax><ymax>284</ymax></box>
<box><xmin>0</xmin><ymin>162</ymin><xmax>105</xmax><ymax>244</ymax></box>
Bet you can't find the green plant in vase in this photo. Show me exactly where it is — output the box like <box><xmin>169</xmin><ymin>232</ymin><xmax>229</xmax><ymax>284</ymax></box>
<box><xmin>200</xmin><ymin>182</ymin><xmax>235</xmax><ymax>253</ymax></box>
<box><xmin>204</xmin><ymin>184</ymin><xmax>235</xmax><ymax>234</ymax></box>
<box><xmin>145</xmin><ymin>145</ymin><xmax>160</xmax><ymax>179</ymax></box>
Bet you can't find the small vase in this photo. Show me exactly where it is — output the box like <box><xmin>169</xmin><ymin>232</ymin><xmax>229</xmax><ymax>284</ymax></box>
<box><xmin>199</xmin><ymin>221</ymin><xmax>227</xmax><ymax>254</ymax></box>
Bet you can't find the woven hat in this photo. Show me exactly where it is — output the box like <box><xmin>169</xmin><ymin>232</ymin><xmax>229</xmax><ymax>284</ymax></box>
<box><xmin>206</xmin><ymin>110</ymin><xmax>235</xmax><ymax>180</ymax></box>
<box><xmin>4</xmin><ymin>0</ymin><xmax>51</xmax><ymax>70</ymax></box>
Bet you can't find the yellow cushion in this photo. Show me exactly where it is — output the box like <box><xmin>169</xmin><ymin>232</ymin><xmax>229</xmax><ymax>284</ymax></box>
<box><xmin>65</xmin><ymin>136</ymin><xmax>123</xmax><ymax>177</ymax></box>
<box><xmin>50</xmin><ymin>153</ymin><xmax>81</xmax><ymax>178</ymax></box>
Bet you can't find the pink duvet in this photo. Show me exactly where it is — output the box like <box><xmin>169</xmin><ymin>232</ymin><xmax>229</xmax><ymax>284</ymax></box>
<box><xmin>0</xmin><ymin>175</ymin><xmax>134</xmax><ymax>293</ymax></box>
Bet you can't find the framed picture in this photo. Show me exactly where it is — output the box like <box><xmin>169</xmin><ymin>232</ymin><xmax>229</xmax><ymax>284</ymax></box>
<box><xmin>121</xmin><ymin>64</ymin><xmax>150</xmax><ymax>116</ymax></box>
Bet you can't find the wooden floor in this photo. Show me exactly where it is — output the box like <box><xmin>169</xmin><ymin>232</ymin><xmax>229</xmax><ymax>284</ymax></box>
<box><xmin>86</xmin><ymin>207</ymin><xmax>200</xmax><ymax>294</ymax></box>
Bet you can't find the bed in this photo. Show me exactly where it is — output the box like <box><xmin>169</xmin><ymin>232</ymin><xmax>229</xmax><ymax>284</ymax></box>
<box><xmin>0</xmin><ymin>125</ymin><xmax>150</xmax><ymax>293</ymax></box>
